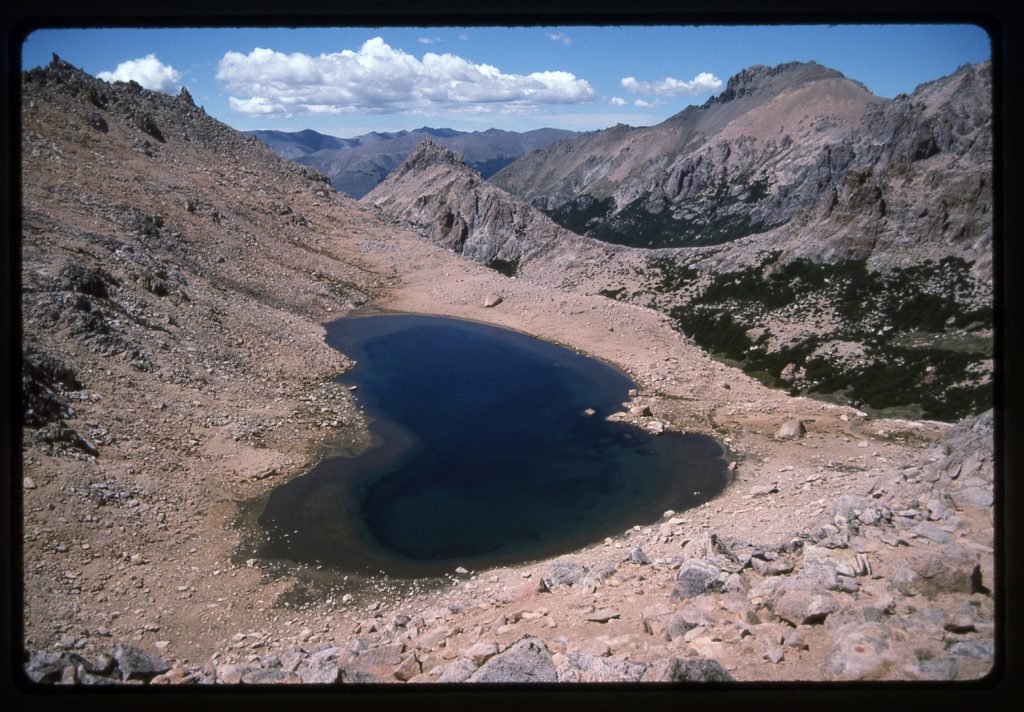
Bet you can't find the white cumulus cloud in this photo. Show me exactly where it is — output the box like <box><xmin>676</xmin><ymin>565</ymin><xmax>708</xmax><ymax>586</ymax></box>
<box><xmin>96</xmin><ymin>54</ymin><xmax>182</xmax><ymax>94</ymax></box>
<box><xmin>609</xmin><ymin>96</ymin><xmax>626</xmax><ymax>106</ymax></box>
<box><xmin>621</xmin><ymin>71</ymin><xmax>723</xmax><ymax>96</ymax></box>
<box><xmin>633</xmin><ymin>98</ymin><xmax>665</xmax><ymax>108</ymax></box>
<box><xmin>217</xmin><ymin>37</ymin><xmax>595</xmax><ymax>117</ymax></box>
<box><xmin>547</xmin><ymin>32</ymin><xmax>572</xmax><ymax>45</ymax></box>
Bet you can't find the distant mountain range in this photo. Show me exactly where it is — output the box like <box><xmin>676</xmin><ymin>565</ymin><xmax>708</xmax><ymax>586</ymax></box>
<box><xmin>245</xmin><ymin>126</ymin><xmax>577</xmax><ymax>198</ymax></box>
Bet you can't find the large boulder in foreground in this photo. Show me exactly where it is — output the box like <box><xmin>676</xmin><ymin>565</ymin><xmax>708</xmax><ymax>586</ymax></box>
<box><xmin>468</xmin><ymin>637</ymin><xmax>556</xmax><ymax>683</ymax></box>
<box><xmin>892</xmin><ymin>544</ymin><xmax>983</xmax><ymax>598</ymax></box>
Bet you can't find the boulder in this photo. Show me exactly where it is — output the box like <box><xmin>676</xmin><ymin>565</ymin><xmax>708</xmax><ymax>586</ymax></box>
<box><xmin>240</xmin><ymin>668</ymin><xmax>301</xmax><ymax>684</ymax></box>
<box><xmin>215</xmin><ymin>663</ymin><xmax>256</xmax><ymax>684</ymax></box>
<box><xmin>583</xmin><ymin>608</ymin><xmax>621</xmax><ymax>623</ymax></box>
<box><xmin>773</xmin><ymin>590</ymin><xmax>839</xmax><ymax>625</ymax></box>
<box><xmin>751</xmin><ymin>556</ymin><xmax>795</xmax><ymax>576</ymax></box>
<box><xmin>556</xmin><ymin>652</ymin><xmax>650</xmax><ymax>682</ymax></box>
<box><xmin>541</xmin><ymin>560</ymin><xmax>588</xmax><ymax>590</ymax></box>
<box><xmin>25</xmin><ymin>651</ymin><xmax>81</xmax><ymax>684</ymax></box>
<box><xmin>628</xmin><ymin>546</ymin><xmax>652</xmax><ymax>565</ymax></box>
<box><xmin>642</xmin><ymin>657</ymin><xmax>735</xmax><ymax>682</ymax></box>
<box><xmin>464</xmin><ymin>641</ymin><xmax>499</xmax><ymax>666</ymax></box>
<box><xmin>467</xmin><ymin>637</ymin><xmax>556</xmax><ymax>683</ymax></box>
<box><xmin>893</xmin><ymin>545</ymin><xmax>983</xmax><ymax>597</ymax></box>
<box><xmin>776</xmin><ymin>419</ymin><xmax>806</xmax><ymax>440</ymax></box>
<box><xmin>436</xmin><ymin>656</ymin><xmax>479</xmax><ymax>683</ymax></box>
<box><xmin>393</xmin><ymin>654</ymin><xmax>421</xmax><ymax>682</ymax></box>
<box><xmin>821</xmin><ymin>622</ymin><xmax>899</xmax><ymax>681</ymax></box>
<box><xmin>112</xmin><ymin>644</ymin><xmax>170</xmax><ymax>681</ymax></box>
<box><xmin>482</xmin><ymin>294</ymin><xmax>503</xmax><ymax>308</ymax></box>
<box><xmin>296</xmin><ymin>658</ymin><xmax>340</xmax><ymax>684</ymax></box>
<box><xmin>671</xmin><ymin>559</ymin><xmax>722</xmax><ymax>601</ymax></box>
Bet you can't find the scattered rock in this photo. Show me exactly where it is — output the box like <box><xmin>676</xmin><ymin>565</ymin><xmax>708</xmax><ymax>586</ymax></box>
<box><xmin>584</xmin><ymin>608</ymin><xmax>621</xmax><ymax>623</ymax></box>
<box><xmin>777</xmin><ymin>419</ymin><xmax>807</xmax><ymax>440</ymax></box>
<box><xmin>671</xmin><ymin>559</ymin><xmax>722</xmax><ymax>601</ymax></box>
<box><xmin>774</xmin><ymin>590</ymin><xmax>839</xmax><ymax>626</ymax></box>
<box><xmin>468</xmin><ymin>637</ymin><xmax>557</xmax><ymax>683</ymax></box>
<box><xmin>112</xmin><ymin>645</ymin><xmax>170</xmax><ymax>681</ymax></box>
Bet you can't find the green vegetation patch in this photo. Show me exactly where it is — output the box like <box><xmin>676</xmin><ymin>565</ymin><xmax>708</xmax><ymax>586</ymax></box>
<box><xmin>486</xmin><ymin>256</ymin><xmax>520</xmax><ymax>278</ymax></box>
<box><xmin>664</xmin><ymin>253</ymin><xmax>993</xmax><ymax>422</ymax></box>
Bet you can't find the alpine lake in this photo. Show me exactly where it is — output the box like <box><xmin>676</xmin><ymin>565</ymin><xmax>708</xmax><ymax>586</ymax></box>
<box><xmin>243</xmin><ymin>314</ymin><xmax>732</xmax><ymax>585</ymax></box>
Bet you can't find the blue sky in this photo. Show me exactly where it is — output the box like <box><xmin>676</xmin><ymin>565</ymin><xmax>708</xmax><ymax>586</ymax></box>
<box><xmin>21</xmin><ymin>25</ymin><xmax>991</xmax><ymax>137</ymax></box>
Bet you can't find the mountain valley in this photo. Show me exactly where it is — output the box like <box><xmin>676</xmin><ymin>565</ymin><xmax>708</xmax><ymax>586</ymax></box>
<box><xmin>16</xmin><ymin>55</ymin><xmax>999</xmax><ymax>687</ymax></box>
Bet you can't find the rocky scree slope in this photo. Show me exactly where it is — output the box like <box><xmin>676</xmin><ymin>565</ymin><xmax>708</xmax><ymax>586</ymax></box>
<box><xmin>18</xmin><ymin>55</ymin><xmax>420</xmax><ymax>667</ymax></box>
<box><xmin>250</xmin><ymin>126</ymin><xmax>577</xmax><ymax>199</ymax></box>
<box><xmin>26</xmin><ymin>409</ymin><xmax>996</xmax><ymax>684</ymax></box>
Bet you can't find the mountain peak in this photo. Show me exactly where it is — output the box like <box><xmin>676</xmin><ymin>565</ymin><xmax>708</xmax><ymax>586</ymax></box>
<box><xmin>706</xmin><ymin>60</ymin><xmax>854</xmax><ymax>106</ymax></box>
<box><xmin>394</xmin><ymin>138</ymin><xmax>468</xmax><ymax>177</ymax></box>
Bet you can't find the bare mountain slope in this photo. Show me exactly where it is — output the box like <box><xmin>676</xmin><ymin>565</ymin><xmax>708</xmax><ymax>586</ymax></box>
<box><xmin>18</xmin><ymin>55</ymin><xmax>421</xmax><ymax>662</ymax></box>
<box><xmin>486</xmin><ymin>61</ymin><xmax>993</xmax><ymax>421</ymax></box>
<box><xmin>363</xmin><ymin>139</ymin><xmax>624</xmax><ymax>286</ymax></box>
<box><xmin>492</xmin><ymin>61</ymin><xmax>884</xmax><ymax>248</ymax></box>
<box><xmin>491</xmin><ymin>60</ymin><xmax>992</xmax><ymax>277</ymax></box>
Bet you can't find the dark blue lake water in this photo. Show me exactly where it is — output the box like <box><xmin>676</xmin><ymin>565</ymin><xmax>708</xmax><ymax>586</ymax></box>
<box><xmin>257</xmin><ymin>314</ymin><xmax>730</xmax><ymax>578</ymax></box>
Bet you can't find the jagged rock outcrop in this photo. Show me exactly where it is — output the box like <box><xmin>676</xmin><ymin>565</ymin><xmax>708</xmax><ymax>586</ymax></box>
<box><xmin>363</xmin><ymin>139</ymin><xmax>622</xmax><ymax>284</ymax></box>
<box><xmin>248</xmin><ymin>126</ymin><xmax>577</xmax><ymax>198</ymax></box>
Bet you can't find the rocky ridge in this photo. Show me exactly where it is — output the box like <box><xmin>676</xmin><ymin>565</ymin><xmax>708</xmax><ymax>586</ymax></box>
<box><xmin>364</xmin><ymin>139</ymin><xmax>623</xmax><ymax>286</ymax></box>
<box><xmin>491</xmin><ymin>60</ymin><xmax>992</xmax><ymax>277</ymax></box>
<box><xmin>249</xmin><ymin>125</ymin><xmax>577</xmax><ymax>199</ymax></box>
<box><xmin>18</xmin><ymin>56</ymin><xmax>997</xmax><ymax>687</ymax></box>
